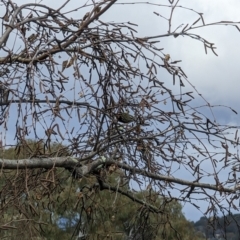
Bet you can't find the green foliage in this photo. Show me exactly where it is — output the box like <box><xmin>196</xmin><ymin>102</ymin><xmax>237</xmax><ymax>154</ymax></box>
<box><xmin>0</xmin><ymin>139</ymin><xmax>69</xmax><ymax>160</ymax></box>
<box><xmin>0</xmin><ymin>141</ymin><xmax>204</xmax><ymax>239</ymax></box>
<box><xmin>0</xmin><ymin>140</ymin><xmax>74</xmax><ymax>239</ymax></box>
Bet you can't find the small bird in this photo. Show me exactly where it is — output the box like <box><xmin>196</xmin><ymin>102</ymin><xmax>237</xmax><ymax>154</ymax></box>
<box><xmin>117</xmin><ymin>112</ymin><xmax>135</xmax><ymax>123</ymax></box>
<box><xmin>28</xmin><ymin>33</ymin><xmax>38</xmax><ymax>43</ymax></box>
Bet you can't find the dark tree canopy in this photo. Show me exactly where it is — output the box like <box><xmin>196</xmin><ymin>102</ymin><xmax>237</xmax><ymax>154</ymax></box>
<box><xmin>0</xmin><ymin>0</ymin><xmax>240</xmax><ymax>239</ymax></box>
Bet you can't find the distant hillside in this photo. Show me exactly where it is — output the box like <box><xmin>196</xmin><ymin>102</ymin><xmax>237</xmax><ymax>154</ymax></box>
<box><xmin>194</xmin><ymin>214</ymin><xmax>240</xmax><ymax>240</ymax></box>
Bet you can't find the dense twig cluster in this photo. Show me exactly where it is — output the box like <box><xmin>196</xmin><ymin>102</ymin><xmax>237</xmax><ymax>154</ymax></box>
<box><xmin>0</xmin><ymin>0</ymin><xmax>240</xmax><ymax>239</ymax></box>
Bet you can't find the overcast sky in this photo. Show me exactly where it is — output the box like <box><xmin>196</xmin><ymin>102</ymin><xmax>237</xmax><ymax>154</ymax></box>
<box><xmin>2</xmin><ymin>0</ymin><xmax>240</xmax><ymax>222</ymax></box>
<box><xmin>89</xmin><ymin>0</ymin><xmax>240</xmax><ymax>221</ymax></box>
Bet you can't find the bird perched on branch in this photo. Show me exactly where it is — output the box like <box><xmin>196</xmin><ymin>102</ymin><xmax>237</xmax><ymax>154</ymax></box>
<box><xmin>116</xmin><ymin>112</ymin><xmax>135</xmax><ymax>123</ymax></box>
